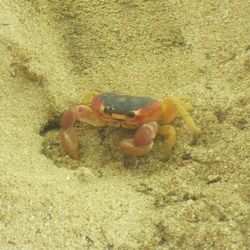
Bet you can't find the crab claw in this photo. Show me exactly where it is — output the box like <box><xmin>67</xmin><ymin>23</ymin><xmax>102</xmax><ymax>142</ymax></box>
<box><xmin>60</xmin><ymin>110</ymin><xmax>79</xmax><ymax>160</ymax></box>
<box><xmin>60</xmin><ymin>105</ymin><xmax>107</xmax><ymax>159</ymax></box>
<box><xmin>120</xmin><ymin>122</ymin><xmax>158</xmax><ymax>156</ymax></box>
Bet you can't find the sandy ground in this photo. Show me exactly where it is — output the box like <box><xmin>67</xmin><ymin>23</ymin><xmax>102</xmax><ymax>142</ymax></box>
<box><xmin>0</xmin><ymin>0</ymin><xmax>249</xmax><ymax>249</ymax></box>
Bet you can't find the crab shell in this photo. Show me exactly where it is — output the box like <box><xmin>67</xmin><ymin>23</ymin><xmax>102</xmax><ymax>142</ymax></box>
<box><xmin>90</xmin><ymin>93</ymin><xmax>163</xmax><ymax>126</ymax></box>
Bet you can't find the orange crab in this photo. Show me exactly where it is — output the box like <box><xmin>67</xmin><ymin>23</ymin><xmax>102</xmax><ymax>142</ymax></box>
<box><xmin>60</xmin><ymin>92</ymin><xmax>200</xmax><ymax>160</ymax></box>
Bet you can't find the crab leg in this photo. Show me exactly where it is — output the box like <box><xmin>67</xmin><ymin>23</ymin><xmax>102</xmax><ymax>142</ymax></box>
<box><xmin>162</xmin><ymin>97</ymin><xmax>200</xmax><ymax>142</ymax></box>
<box><xmin>158</xmin><ymin>125</ymin><xmax>176</xmax><ymax>159</ymax></box>
<box><xmin>60</xmin><ymin>105</ymin><xmax>106</xmax><ymax>159</ymax></box>
<box><xmin>119</xmin><ymin>122</ymin><xmax>158</xmax><ymax>156</ymax></box>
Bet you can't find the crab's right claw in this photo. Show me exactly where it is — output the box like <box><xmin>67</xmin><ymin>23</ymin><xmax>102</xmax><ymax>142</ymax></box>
<box><xmin>60</xmin><ymin>110</ymin><xmax>79</xmax><ymax>160</ymax></box>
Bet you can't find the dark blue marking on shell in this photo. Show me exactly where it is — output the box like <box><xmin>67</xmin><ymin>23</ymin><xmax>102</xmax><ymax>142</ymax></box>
<box><xmin>98</xmin><ymin>92</ymin><xmax>157</xmax><ymax>116</ymax></box>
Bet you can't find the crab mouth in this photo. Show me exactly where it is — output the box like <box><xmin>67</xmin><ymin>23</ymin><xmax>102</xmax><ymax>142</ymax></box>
<box><xmin>110</xmin><ymin>113</ymin><xmax>128</xmax><ymax>120</ymax></box>
<box><xmin>97</xmin><ymin>109</ymin><xmax>136</xmax><ymax>122</ymax></box>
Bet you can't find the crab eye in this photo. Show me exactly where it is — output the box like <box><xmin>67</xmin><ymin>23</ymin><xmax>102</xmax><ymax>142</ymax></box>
<box><xmin>103</xmin><ymin>106</ymin><xmax>112</xmax><ymax>115</ymax></box>
<box><xmin>127</xmin><ymin>112</ymin><xmax>135</xmax><ymax>119</ymax></box>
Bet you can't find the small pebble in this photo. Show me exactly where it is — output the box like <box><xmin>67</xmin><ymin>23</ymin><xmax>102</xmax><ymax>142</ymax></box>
<box><xmin>207</xmin><ymin>174</ymin><xmax>221</xmax><ymax>184</ymax></box>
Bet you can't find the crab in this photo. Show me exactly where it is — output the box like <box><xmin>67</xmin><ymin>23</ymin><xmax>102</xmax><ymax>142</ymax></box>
<box><xmin>60</xmin><ymin>92</ymin><xmax>200</xmax><ymax>160</ymax></box>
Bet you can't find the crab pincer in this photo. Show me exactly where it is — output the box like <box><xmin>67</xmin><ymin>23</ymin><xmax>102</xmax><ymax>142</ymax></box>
<box><xmin>119</xmin><ymin>122</ymin><xmax>158</xmax><ymax>156</ymax></box>
<box><xmin>60</xmin><ymin>109</ymin><xmax>79</xmax><ymax>160</ymax></box>
<box><xmin>60</xmin><ymin>105</ymin><xmax>107</xmax><ymax>159</ymax></box>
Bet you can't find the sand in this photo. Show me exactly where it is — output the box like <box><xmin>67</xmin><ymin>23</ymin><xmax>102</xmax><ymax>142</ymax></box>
<box><xmin>0</xmin><ymin>0</ymin><xmax>249</xmax><ymax>249</ymax></box>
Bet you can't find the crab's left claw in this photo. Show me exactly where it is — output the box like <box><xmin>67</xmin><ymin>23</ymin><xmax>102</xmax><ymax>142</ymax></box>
<box><xmin>60</xmin><ymin>110</ymin><xmax>79</xmax><ymax>160</ymax></box>
<box><xmin>120</xmin><ymin>122</ymin><xmax>158</xmax><ymax>156</ymax></box>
